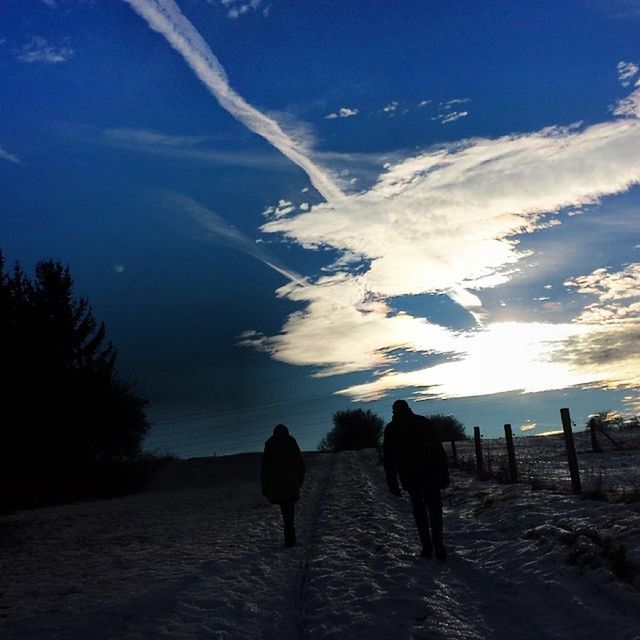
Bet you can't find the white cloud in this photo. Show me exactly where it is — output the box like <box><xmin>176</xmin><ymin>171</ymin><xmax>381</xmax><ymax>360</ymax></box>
<box><xmin>335</xmin><ymin>321</ymin><xmax>598</xmax><ymax>401</ymax></box>
<box><xmin>240</xmin><ymin>274</ymin><xmax>461</xmax><ymax>377</ymax></box>
<box><xmin>124</xmin><ymin>0</ymin><xmax>344</xmax><ymax>203</ymax></box>
<box><xmin>565</xmin><ymin>263</ymin><xmax>640</xmax><ymax>323</ymax></box>
<box><xmin>220</xmin><ymin>0</ymin><xmax>263</xmax><ymax>19</ymax></box>
<box><xmin>254</xmin><ymin>102</ymin><xmax>640</xmax><ymax>396</ymax></box>
<box><xmin>418</xmin><ymin>100</ymin><xmax>431</xmax><ymax>108</ymax></box>
<box><xmin>265</xmin><ymin>118</ymin><xmax>640</xmax><ymax>301</ymax></box>
<box><xmin>431</xmin><ymin>99</ymin><xmax>472</xmax><ymax>124</ymax></box>
<box><xmin>623</xmin><ymin>395</ymin><xmax>640</xmax><ymax>414</ymax></box>
<box><xmin>325</xmin><ymin>107</ymin><xmax>359</xmax><ymax>119</ymax></box>
<box><xmin>123</xmin><ymin>0</ymin><xmax>640</xmax><ymax>403</ymax></box>
<box><xmin>617</xmin><ymin>60</ymin><xmax>639</xmax><ymax>87</ymax></box>
<box><xmin>442</xmin><ymin>98</ymin><xmax>471</xmax><ymax>108</ymax></box>
<box><xmin>16</xmin><ymin>36</ymin><xmax>73</xmax><ymax>64</ymax></box>
<box><xmin>382</xmin><ymin>101</ymin><xmax>398</xmax><ymax>114</ymax></box>
<box><xmin>612</xmin><ymin>86</ymin><xmax>640</xmax><ymax>118</ymax></box>
<box><xmin>41</xmin><ymin>0</ymin><xmax>57</xmax><ymax>7</ymax></box>
<box><xmin>103</xmin><ymin>128</ymin><xmax>209</xmax><ymax>147</ymax></box>
<box><xmin>440</xmin><ymin>110</ymin><xmax>469</xmax><ymax>124</ymax></box>
<box><xmin>0</xmin><ymin>145</ymin><xmax>22</xmax><ymax>165</ymax></box>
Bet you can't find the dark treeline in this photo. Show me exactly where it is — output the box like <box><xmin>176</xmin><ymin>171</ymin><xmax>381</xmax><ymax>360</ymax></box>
<box><xmin>318</xmin><ymin>409</ymin><xmax>468</xmax><ymax>452</ymax></box>
<box><xmin>0</xmin><ymin>251</ymin><xmax>153</xmax><ymax>510</ymax></box>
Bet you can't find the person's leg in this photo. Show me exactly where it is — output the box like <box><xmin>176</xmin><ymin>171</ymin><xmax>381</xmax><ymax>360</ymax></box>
<box><xmin>406</xmin><ymin>486</ymin><xmax>432</xmax><ymax>555</ymax></box>
<box><xmin>279</xmin><ymin>499</ymin><xmax>296</xmax><ymax>547</ymax></box>
<box><xmin>424</xmin><ymin>487</ymin><xmax>446</xmax><ymax>560</ymax></box>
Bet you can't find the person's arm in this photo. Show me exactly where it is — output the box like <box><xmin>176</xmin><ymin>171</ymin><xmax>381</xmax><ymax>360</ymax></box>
<box><xmin>383</xmin><ymin>425</ymin><xmax>401</xmax><ymax>496</ymax></box>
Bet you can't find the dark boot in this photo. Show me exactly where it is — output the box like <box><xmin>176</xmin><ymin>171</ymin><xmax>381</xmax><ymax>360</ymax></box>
<box><xmin>280</xmin><ymin>499</ymin><xmax>296</xmax><ymax>547</ymax></box>
<box><xmin>434</xmin><ymin>540</ymin><xmax>447</xmax><ymax>561</ymax></box>
<box><xmin>420</xmin><ymin>543</ymin><xmax>433</xmax><ymax>559</ymax></box>
<box><xmin>284</xmin><ymin>527</ymin><xmax>296</xmax><ymax>548</ymax></box>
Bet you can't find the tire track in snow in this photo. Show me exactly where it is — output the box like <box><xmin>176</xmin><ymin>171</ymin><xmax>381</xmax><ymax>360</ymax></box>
<box><xmin>299</xmin><ymin>449</ymin><xmax>486</xmax><ymax>639</ymax></box>
<box><xmin>258</xmin><ymin>452</ymin><xmax>336</xmax><ymax>640</ymax></box>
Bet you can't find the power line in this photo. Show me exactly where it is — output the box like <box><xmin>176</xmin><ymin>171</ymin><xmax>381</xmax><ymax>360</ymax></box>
<box><xmin>150</xmin><ymin>392</ymin><xmax>335</xmax><ymax>426</ymax></box>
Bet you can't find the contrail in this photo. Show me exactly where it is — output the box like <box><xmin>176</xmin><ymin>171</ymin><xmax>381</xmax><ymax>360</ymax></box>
<box><xmin>168</xmin><ymin>192</ymin><xmax>310</xmax><ymax>288</ymax></box>
<box><xmin>123</xmin><ymin>0</ymin><xmax>344</xmax><ymax>203</ymax></box>
<box><xmin>0</xmin><ymin>145</ymin><xmax>23</xmax><ymax>166</ymax></box>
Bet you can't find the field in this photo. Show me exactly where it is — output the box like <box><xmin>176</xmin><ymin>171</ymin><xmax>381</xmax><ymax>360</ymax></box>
<box><xmin>1</xmin><ymin>443</ymin><xmax>639</xmax><ymax>639</ymax></box>
<box><xmin>454</xmin><ymin>426</ymin><xmax>640</xmax><ymax>498</ymax></box>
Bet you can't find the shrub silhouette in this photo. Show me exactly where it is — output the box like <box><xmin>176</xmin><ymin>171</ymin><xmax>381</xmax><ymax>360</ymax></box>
<box><xmin>0</xmin><ymin>252</ymin><xmax>149</xmax><ymax>508</ymax></box>
<box><xmin>318</xmin><ymin>409</ymin><xmax>383</xmax><ymax>452</ymax></box>
<box><xmin>427</xmin><ymin>413</ymin><xmax>468</xmax><ymax>442</ymax></box>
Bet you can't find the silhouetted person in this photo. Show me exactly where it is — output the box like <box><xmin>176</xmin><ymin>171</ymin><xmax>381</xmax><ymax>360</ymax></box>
<box><xmin>261</xmin><ymin>424</ymin><xmax>305</xmax><ymax>547</ymax></box>
<box><xmin>383</xmin><ymin>400</ymin><xmax>450</xmax><ymax>560</ymax></box>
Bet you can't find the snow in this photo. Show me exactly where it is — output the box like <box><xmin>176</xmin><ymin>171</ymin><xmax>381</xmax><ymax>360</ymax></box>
<box><xmin>1</xmin><ymin>448</ymin><xmax>639</xmax><ymax>639</ymax></box>
<box><xmin>454</xmin><ymin>428</ymin><xmax>640</xmax><ymax>496</ymax></box>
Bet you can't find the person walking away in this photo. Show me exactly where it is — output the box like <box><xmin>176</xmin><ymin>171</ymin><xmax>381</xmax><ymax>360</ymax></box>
<box><xmin>261</xmin><ymin>424</ymin><xmax>305</xmax><ymax>547</ymax></box>
<box><xmin>383</xmin><ymin>400</ymin><xmax>450</xmax><ymax>560</ymax></box>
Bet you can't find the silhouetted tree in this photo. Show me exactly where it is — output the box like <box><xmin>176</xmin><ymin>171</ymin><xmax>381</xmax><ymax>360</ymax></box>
<box><xmin>318</xmin><ymin>409</ymin><xmax>383</xmax><ymax>452</ymax></box>
<box><xmin>0</xmin><ymin>252</ymin><xmax>149</xmax><ymax>507</ymax></box>
<box><xmin>427</xmin><ymin>414</ymin><xmax>468</xmax><ymax>442</ymax></box>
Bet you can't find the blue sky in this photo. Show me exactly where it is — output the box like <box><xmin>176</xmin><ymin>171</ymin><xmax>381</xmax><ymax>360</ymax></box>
<box><xmin>2</xmin><ymin>0</ymin><xmax>640</xmax><ymax>456</ymax></box>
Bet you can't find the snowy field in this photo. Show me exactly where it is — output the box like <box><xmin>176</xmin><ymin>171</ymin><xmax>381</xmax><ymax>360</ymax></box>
<box><xmin>453</xmin><ymin>427</ymin><xmax>640</xmax><ymax>496</ymax></box>
<box><xmin>1</xmin><ymin>449</ymin><xmax>640</xmax><ymax>639</ymax></box>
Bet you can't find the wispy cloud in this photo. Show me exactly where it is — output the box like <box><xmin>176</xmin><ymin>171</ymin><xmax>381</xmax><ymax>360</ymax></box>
<box><xmin>325</xmin><ymin>107</ymin><xmax>359</xmax><ymax>120</ymax></box>
<box><xmin>16</xmin><ymin>36</ymin><xmax>73</xmax><ymax>64</ymax></box>
<box><xmin>166</xmin><ymin>192</ymin><xmax>307</xmax><ymax>286</ymax></box>
<box><xmin>565</xmin><ymin>263</ymin><xmax>640</xmax><ymax>323</ymax></box>
<box><xmin>381</xmin><ymin>101</ymin><xmax>398</xmax><ymax>115</ymax></box>
<box><xmin>0</xmin><ymin>145</ymin><xmax>22</xmax><ymax>165</ymax></box>
<box><xmin>123</xmin><ymin>2</ymin><xmax>640</xmax><ymax>403</ymax></box>
<box><xmin>241</xmin><ymin>275</ymin><xmax>461</xmax><ymax>377</ymax></box>
<box><xmin>336</xmin><ymin>322</ymin><xmax>597</xmax><ymax>401</ymax></box>
<box><xmin>617</xmin><ymin>60</ymin><xmax>639</xmax><ymax>86</ymax></box>
<box><xmin>612</xmin><ymin>86</ymin><xmax>640</xmax><ymax>118</ymax></box>
<box><xmin>99</xmin><ymin>126</ymin><xmax>294</xmax><ymax>170</ymax></box>
<box><xmin>104</xmin><ymin>127</ymin><xmax>210</xmax><ymax>147</ymax></box>
<box><xmin>40</xmin><ymin>0</ymin><xmax>57</xmax><ymax>7</ymax></box>
<box><xmin>431</xmin><ymin>98</ymin><xmax>471</xmax><ymax>124</ymax></box>
<box><xmin>219</xmin><ymin>0</ymin><xmax>266</xmax><ymax>19</ymax></box>
<box><xmin>442</xmin><ymin>98</ymin><xmax>472</xmax><ymax>108</ymax></box>
<box><xmin>124</xmin><ymin>0</ymin><xmax>344</xmax><ymax>203</ymax></box>
<box><xmin>254</xmin><ymin>88</ymin><xmax>640</xmax><ymax>398</ymax></box>
<box><xmin>432</xmin><ymin>110</ymin><xmax>469</xmax><ymax>124</ymax></box>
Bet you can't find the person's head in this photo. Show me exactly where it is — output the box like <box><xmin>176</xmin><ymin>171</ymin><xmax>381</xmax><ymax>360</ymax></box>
<box><xmin>273</xmin><ymin>423</ymin><xmax>289</xmax><ymax>437</ymax></box>
<box><xmin>392</xmin><ymin>399</ymin><xmax>411</xmax><ymax>419</ymax></box>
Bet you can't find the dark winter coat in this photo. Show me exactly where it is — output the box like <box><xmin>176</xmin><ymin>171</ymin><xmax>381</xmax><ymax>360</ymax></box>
<box><xmin>383</xmin><ymin>412</ymin><xmax>449</xmax><ymax>492</ymax></box>
<box><xmin>261</xmin><ymin>433</ymin><xmax>305</xmax><ymax>504</ymax></box>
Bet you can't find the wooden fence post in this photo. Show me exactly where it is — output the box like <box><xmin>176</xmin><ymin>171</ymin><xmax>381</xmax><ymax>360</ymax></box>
<box><xmin>450</xmin><ymin>440</ymin><xmax>458</xmax><ymax>467</ymax></box>
<box><xmin>473</xmin><ymin>426</ymin><xmax>483</xmax><ymax>477</ymax></box>
<box><xmin>560</xmin><ymin>408</ymin><xmax>581</xmax><ymax>494</ymax></box>
<box><xmin>504</xmin><ymin>423</ymin><xmax>518</xmax><ymax>483</ymax></box>
<box><xmin>588</xmin><ymin>418</ymin><xmax>602</xmax><ymax>453</ymax></box>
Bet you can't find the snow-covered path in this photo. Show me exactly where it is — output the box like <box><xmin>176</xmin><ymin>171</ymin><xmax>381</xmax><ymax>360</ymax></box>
<box><xmin>1</xmin><ymin>450</ymin><xmax>639</xmax><ymax>639</ymax></box>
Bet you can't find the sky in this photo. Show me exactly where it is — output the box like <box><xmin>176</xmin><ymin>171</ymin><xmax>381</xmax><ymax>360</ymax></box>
<box><xmin>2</xmin><ymin>0</ymin><xmax>640</xmax><ymax>456</ymax></box>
